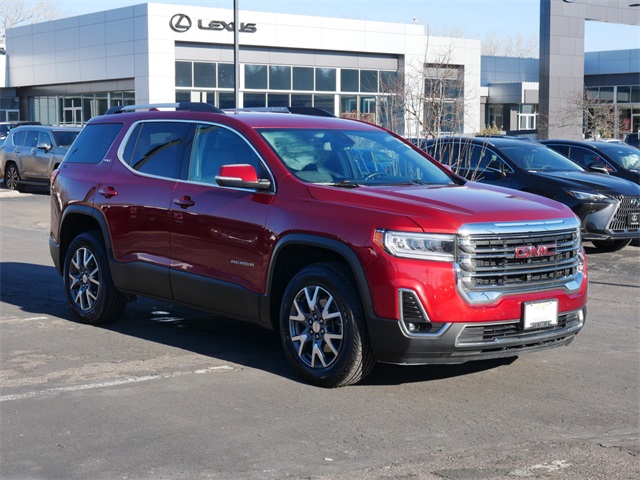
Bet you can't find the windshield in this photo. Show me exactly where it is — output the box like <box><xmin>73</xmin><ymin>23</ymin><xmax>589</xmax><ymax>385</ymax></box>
<box><xmin>599</xmin><ymin>145</ymin><xmax>640</xmax><ymax>170</ymax></box>
<box><xmin>259</xmin><ymin>128</ymin><xmax>454</xmax><ymax>186</ymax></box>
<box><xmin>500</xmin><ymin>144</ymin><xmax>584</xmax><ymax>172</ymax></box>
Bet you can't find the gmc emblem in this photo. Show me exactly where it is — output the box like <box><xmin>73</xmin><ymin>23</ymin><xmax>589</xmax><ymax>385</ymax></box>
<box><xmin>515</xmin><ymin>244</ymin><xmax>557</xmax><ymax>259</ymax></box>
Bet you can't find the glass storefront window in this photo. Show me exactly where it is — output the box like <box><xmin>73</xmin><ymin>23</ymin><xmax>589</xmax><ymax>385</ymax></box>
<box><xmin>244</xmin><ymin>93</ymin><xmax>266</xmax><ymax>107</ymax></box>
<box><xmin>340</xmin><ymin>96</ymin><xmax>358</xmax><ymax>116</ymax></box>
<box><xmin>360</xmin><ymin>70</ymin><xmax>378</xmax><ymax>93</ymax></box>
<box><xmin>314</xmin><ymin>94</ymin><xmax>335</xmax><ymax>114</ymax></box>
<box><xmin>380</xmin><ymin>71</ymin><xmax>398</xmax><ymax>93</ymax></box>
<box><xmin>341</xmin><ymin>70</ymin><xmax>359</xmax><ymax>92</ymax></box>
<box><xmin>599</xmin><ymin>87</ymin><xmax>614</xmax><ymax>102</ymax></box>
<box><xmin>293</xmin><ymin>67</ymin><xmax>314</xmax><ymax>90</ymax></box>
<box><xmin>617</xmin><ymin>86</ymin><xmax>631</xmax><ymax>103</ymax></box>
<box><xmin>218</xmin><ymin>92</ymin><xmax>236</xmax><ymax>109</ymax></box>
<box><xmin>245</xmin><ymin>65</ymin><xmax>267</xmax><ymax>89</ymax></box>
<box><xmin>291</xmin><ymin>94</ymin><xmax>312</xmax><ymax>107</ymax></box>
<box><xmin>268</xmin><ymin>94</ymin><xmax>290</xmax><ymax>107</ymax></box>
<box><xmin>175</xmin><ymin>91</ymin><xmax>191</xmax><ymax>102</ymax></box>
<box><xmin>315</xmin><ymin>68</ymin><xmax>336</xmax><ymax>92</ymax></box>
<box><xmin>194</xmin><ymin>62</ymin><xmax>216</xmax><ymax>88</ymax></box>
<box><xmin>175</xmin><ymin>61</ymin><xmax>193</xmax><ymax>87</ymax></box>
<box><xmin>218</xmin><ymin>64</ymin><xmax>234</xmax><ymax>89</ymax></box>
<box><xmin>269</xmin><ymin>66</ymin><xmax>291</xmax><ymax>90</ymax></box>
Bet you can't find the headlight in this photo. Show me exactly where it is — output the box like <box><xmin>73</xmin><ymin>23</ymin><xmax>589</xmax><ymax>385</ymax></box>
<box><xmin>567</xmin><ymin>190</ymin><xmax>609</xmax><ymax>202</ymax></box>
<box><xmin>374</xmin><ymin>229</ymin><xmax>455</xmax><ymax>262</ymax></box>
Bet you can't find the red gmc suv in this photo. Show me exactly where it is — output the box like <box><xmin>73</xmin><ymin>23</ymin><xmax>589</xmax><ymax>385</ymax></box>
<box><xmin>49</xmin><ymin>103</ymin><xmax>588</xmax><ymax>387</ymax></box>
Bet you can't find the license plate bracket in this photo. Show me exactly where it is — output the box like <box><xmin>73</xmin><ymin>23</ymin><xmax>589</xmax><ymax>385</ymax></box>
<box><xmin>628</xmin><ymin>212</ymin><xmax>639</xmax><ymax>226</ymax></box>
<box><xmin>522</xmin><ymin>300</ymin><xmax>558</xmax><ymax>330</ymax></box>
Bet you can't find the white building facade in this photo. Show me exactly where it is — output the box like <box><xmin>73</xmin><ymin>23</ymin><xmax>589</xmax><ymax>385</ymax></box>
<box><xmin>3</xmin><ymin>3</ymin><xmax>482</xmax><ymax>136</ymax></box>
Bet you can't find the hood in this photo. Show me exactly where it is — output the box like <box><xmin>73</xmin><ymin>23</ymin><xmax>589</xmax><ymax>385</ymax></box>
<box><xmin>533</xmin><ymin>171</ymin><xmax>640</xmax><ymax>195</ymax></box>
<box><xmin>308</xmin><ymin>182</ymin><xmax>573</xmax><ymax>233</ymax></box>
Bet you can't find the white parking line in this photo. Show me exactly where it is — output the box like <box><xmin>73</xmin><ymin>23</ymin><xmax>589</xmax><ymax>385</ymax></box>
<box><xmin>0</xmin><ymin>365</ymin><xmax>234</xmax><ymax>402</ymax></box>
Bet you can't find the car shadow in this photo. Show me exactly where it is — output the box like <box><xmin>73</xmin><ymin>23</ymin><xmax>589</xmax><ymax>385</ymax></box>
<box><xmin>1</xmin><ymin>261</ymin><xmax>514</xmax><ymax>387</ymax></box>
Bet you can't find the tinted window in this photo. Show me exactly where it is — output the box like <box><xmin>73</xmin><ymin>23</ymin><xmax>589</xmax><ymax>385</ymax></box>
<box><xmin>64</xmin><ymin>124</ymin><xmax>122</xmax><ymax>164</ymax></box>
<box><xmin>188</xmin><ymin>125</ymin><xmax>267</xmax><ymax>185</ymax></box>
<box><xmin>53</xmin><ymin>130</ymin><xmax>80</xmax><ymax>148</ymax></box>
<box><xmin>122</xmin><ymin>122</ymin><xmax>192</xmax><ymax>179</ymax></box>
<box><xmin>566</xmin><ymin>146</ymin><xmax>603</xmax><ymax>169</ymax></box>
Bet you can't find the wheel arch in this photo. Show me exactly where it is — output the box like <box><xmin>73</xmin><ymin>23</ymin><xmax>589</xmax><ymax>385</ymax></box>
<box><xmin>262</xmin><ymin>234</ymin><xmax>373</xmax><ymax>331</ymax></box>
<box><xmin>57</xmin><ymin>205</ymin><xmax>113</xmax><ymax>274</ymax></box>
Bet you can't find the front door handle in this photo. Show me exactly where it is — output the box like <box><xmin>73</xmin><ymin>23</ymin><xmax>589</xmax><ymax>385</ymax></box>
<box><xmin>173</xmin><ymin>196</ymin><xmax>195</xmax><ymax>208</ymax></box>
<box><xmin>98</xmin><ymin>186</ymin><xmax>118</xmax><ymax>198</ymax></box>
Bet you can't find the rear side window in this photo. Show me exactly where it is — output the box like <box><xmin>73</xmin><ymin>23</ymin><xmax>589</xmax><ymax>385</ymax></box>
<box><xmin>64</xmin><ymin>124</ymin><xmax>122</xmax><ymax>164</ymax></box>
<box><xmin>122</xmin><ymin>122</ymin><xmax>193</xmax><ymax>179</ymax></box>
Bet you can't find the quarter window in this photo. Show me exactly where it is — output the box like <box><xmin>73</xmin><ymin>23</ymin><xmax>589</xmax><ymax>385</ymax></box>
<box><xmin>64</xmin><ymin>123</ymin><xmax>122</xmax><ymax>164</ymax></box>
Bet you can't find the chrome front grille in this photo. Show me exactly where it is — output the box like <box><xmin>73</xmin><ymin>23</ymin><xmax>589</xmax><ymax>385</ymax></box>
<box><xmin>456</xmin><ymin>219</ymin><xmax>584</xmax><ymax>303</ymax></box>
<box><xmin>609</xmin><ymin>195</ymin><xmax>640</xmax><ymax>232</ymax></box>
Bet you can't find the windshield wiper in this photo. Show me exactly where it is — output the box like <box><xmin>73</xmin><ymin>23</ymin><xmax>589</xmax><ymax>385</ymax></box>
<box><xmin>329</xmin><ymin>180</ymin><xmax>361</xmax><ymax>188</ymax></box>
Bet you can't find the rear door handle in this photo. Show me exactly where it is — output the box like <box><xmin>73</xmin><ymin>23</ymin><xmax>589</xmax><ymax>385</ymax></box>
<box><xmin>173</xmin><ymin>196</ymin><xmax>195</xmax><ymax>208</ymax></box>
<box><xmin>98</xmin><ymin>186</ymin><xmax>118</xmax><ymax>198</ymax></box>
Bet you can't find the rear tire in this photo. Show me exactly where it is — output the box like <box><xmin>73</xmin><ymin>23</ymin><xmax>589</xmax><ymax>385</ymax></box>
<box><xmin>63</xmin><ymin>231</ymin><xmax>127</xmax><ymax>324</ymax></box>
<box><xmin>591</xmin><ymin>239</ymin><xmax>631</xmax><ymax>252</ymax></box>
<box><xmin>279</xmin><ymin>263</ymin><xmax>375</xmax><ymax>387</ymax></box>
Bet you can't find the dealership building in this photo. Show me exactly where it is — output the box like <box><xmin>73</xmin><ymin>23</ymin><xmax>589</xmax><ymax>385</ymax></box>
<box><xmin>0</xmin><ymin>1</ymin><xmax>638</xmax><ymax>139</ymax></box>
<box><xmin>0</xmin><ymin>2</ymin><xmax>481</xmax><ymax>137</ymax></box>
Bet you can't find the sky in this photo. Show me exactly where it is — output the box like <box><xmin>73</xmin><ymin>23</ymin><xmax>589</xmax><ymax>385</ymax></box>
<box><xmin>54</xmin><ymin>0</ymin><xmax>640</xmax><ymax>53</ymax></box>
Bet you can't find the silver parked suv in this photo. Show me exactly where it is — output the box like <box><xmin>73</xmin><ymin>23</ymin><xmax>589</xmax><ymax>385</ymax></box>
<box><xmin>0</xmin><ymin>125</ymin><xmax>80</xmax><ymax>191</ymax></box>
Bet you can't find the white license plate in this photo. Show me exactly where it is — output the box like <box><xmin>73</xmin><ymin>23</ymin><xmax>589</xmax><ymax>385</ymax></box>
<box><xmin>523</xmin><ymin>300</ymin><xmax>558</xmax><ymax>330</ymax></box>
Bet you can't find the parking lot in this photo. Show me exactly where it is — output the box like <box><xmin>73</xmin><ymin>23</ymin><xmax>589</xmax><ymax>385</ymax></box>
<box><xmin>1</xmin><ymin>188</ymin><xmax>639</xmax><ymax>480</ymax></box>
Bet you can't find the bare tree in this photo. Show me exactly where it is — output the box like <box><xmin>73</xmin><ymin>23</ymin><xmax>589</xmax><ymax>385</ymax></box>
<box><xmin>1</xmin><ymin>0</ymin><xmax>61</xmax><ymax>39</ymax></box>
<box><xmin>482</xmin><ymin>31</ymin><xmax>538</xmax><ymax>58</ymax></box>
<box><xmin>549</xmin><ymin>87</ymin><xmax>617</xmax><ymax>139</ymax></box>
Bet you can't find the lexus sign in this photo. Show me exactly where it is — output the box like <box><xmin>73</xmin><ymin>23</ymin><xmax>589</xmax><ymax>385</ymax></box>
<box><xmin>170</xmin><ymin>14</ymin><xmax>257</xmax><ymax>33</ymax></box>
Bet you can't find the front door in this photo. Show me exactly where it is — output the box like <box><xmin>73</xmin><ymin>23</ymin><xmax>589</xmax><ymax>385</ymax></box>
<box><xmin>170</xmin><ymin>124</ymin><xmax>273</xmax><ymax>323</ymax></box>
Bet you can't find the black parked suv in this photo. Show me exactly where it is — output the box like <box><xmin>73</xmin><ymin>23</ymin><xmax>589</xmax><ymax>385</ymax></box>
<box><xmin>425</xmin><ymin>137</ymin><xmax>640</xmax><ymax>252</ymax></box>
<box><xmin>540</xmin><ymin>139</ymin><xmax>640</xmax><ymax>184</ymax></box>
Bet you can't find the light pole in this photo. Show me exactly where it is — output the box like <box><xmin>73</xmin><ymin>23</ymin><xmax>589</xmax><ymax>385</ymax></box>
<box><xmin>234</xmin><ymin>0</ymin><xmax>240</xmax><ymax>108</ymax></box>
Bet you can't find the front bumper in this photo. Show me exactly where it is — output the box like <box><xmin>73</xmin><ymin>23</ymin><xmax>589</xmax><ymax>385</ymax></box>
<box><xmin>367</xmin><ymin>307</ymin><xmax>585</xmax><ymax>365</ymax></box>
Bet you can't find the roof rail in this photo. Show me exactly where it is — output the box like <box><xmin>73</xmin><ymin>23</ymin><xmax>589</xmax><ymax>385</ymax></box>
<box><xmin>104</xmin><ymin>102</ymin><xmax>225</xmax><ymax>115</ymax></box>
<box><xmin>224</xmin><ymin>106</ymin><xmax>335</xmax><ymax>118</ymax></box>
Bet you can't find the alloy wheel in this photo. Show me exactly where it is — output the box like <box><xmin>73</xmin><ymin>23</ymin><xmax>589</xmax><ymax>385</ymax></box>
<box><xmin>288</xmin><ymin>285</ymin><xmax>344</xmax><ymax>369</ymax></box>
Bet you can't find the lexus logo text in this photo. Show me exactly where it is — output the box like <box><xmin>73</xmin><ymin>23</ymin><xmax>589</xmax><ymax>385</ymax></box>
<box><xmin>514</xmin><ymin>244</ymin><xmax>557</xmax><ymax>259</ymax></box>
<box><xmin>169</xmin><ymin>14</ymin><xmax>257</xmax><ymax>33</ymax></box>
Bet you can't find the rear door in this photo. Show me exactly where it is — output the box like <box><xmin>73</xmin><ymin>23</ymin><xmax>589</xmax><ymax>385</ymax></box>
<box><xmin>169</xmin><ymin>123</ymin><xmax>273</xmax><ymax>322</ymax></box>
<box><xmin>16</xmin><ymin>129</ymin><xmax>39</xmax><ymax>178</ymax></box>
<box><xmin>95</xmin><ymin>120</ymin><xmax>195</xmax><ymax>299</ymax></box>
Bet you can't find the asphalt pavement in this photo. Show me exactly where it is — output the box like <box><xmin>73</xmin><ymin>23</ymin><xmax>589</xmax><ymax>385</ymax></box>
<box><xmin>1</xmin><ymin>188</ymin><xmax>638</xmax><ymax>480</ymax></box>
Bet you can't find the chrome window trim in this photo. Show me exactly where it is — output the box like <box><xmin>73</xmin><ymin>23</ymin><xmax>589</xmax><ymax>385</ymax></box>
<box><xmin>116</xmin><ymin>119</ymin><xmax>276</xmax><ymax>194</ymax></box>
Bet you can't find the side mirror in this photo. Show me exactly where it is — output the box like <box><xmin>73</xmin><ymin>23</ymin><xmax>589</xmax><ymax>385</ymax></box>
<box><xmin>587</xmin><ymin>161</ymin><xmax>609</xmax><ymax>175</ymax></box>
<box><xmin>216</xmin><ymin>164</ymin><xmax>271</xmax><ymax>190</ymax></box>
<box><xmin>37</xmin><ymin>142</ymin><xmax>52</xmax><ymax>153</ymax></box>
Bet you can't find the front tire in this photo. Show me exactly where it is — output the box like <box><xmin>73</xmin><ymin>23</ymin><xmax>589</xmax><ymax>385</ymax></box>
<box><xmin>4</xmin><ymin>163</ymin><xmax>25</xmax><ymax>192</ymax></box>
<box><xmin>63</xmin><ymin>232</ymin><xmax>127</xmax><ymax>324</ymax></box>
<box><xmin>591</xmin><ymin>239</ymin><xmax>631</xmax><ymax>252</ymax></box>
<box><xmin>279</xmin><ymin>263</ymin><xmax>375</xmax><ymax>387</ymax></box>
